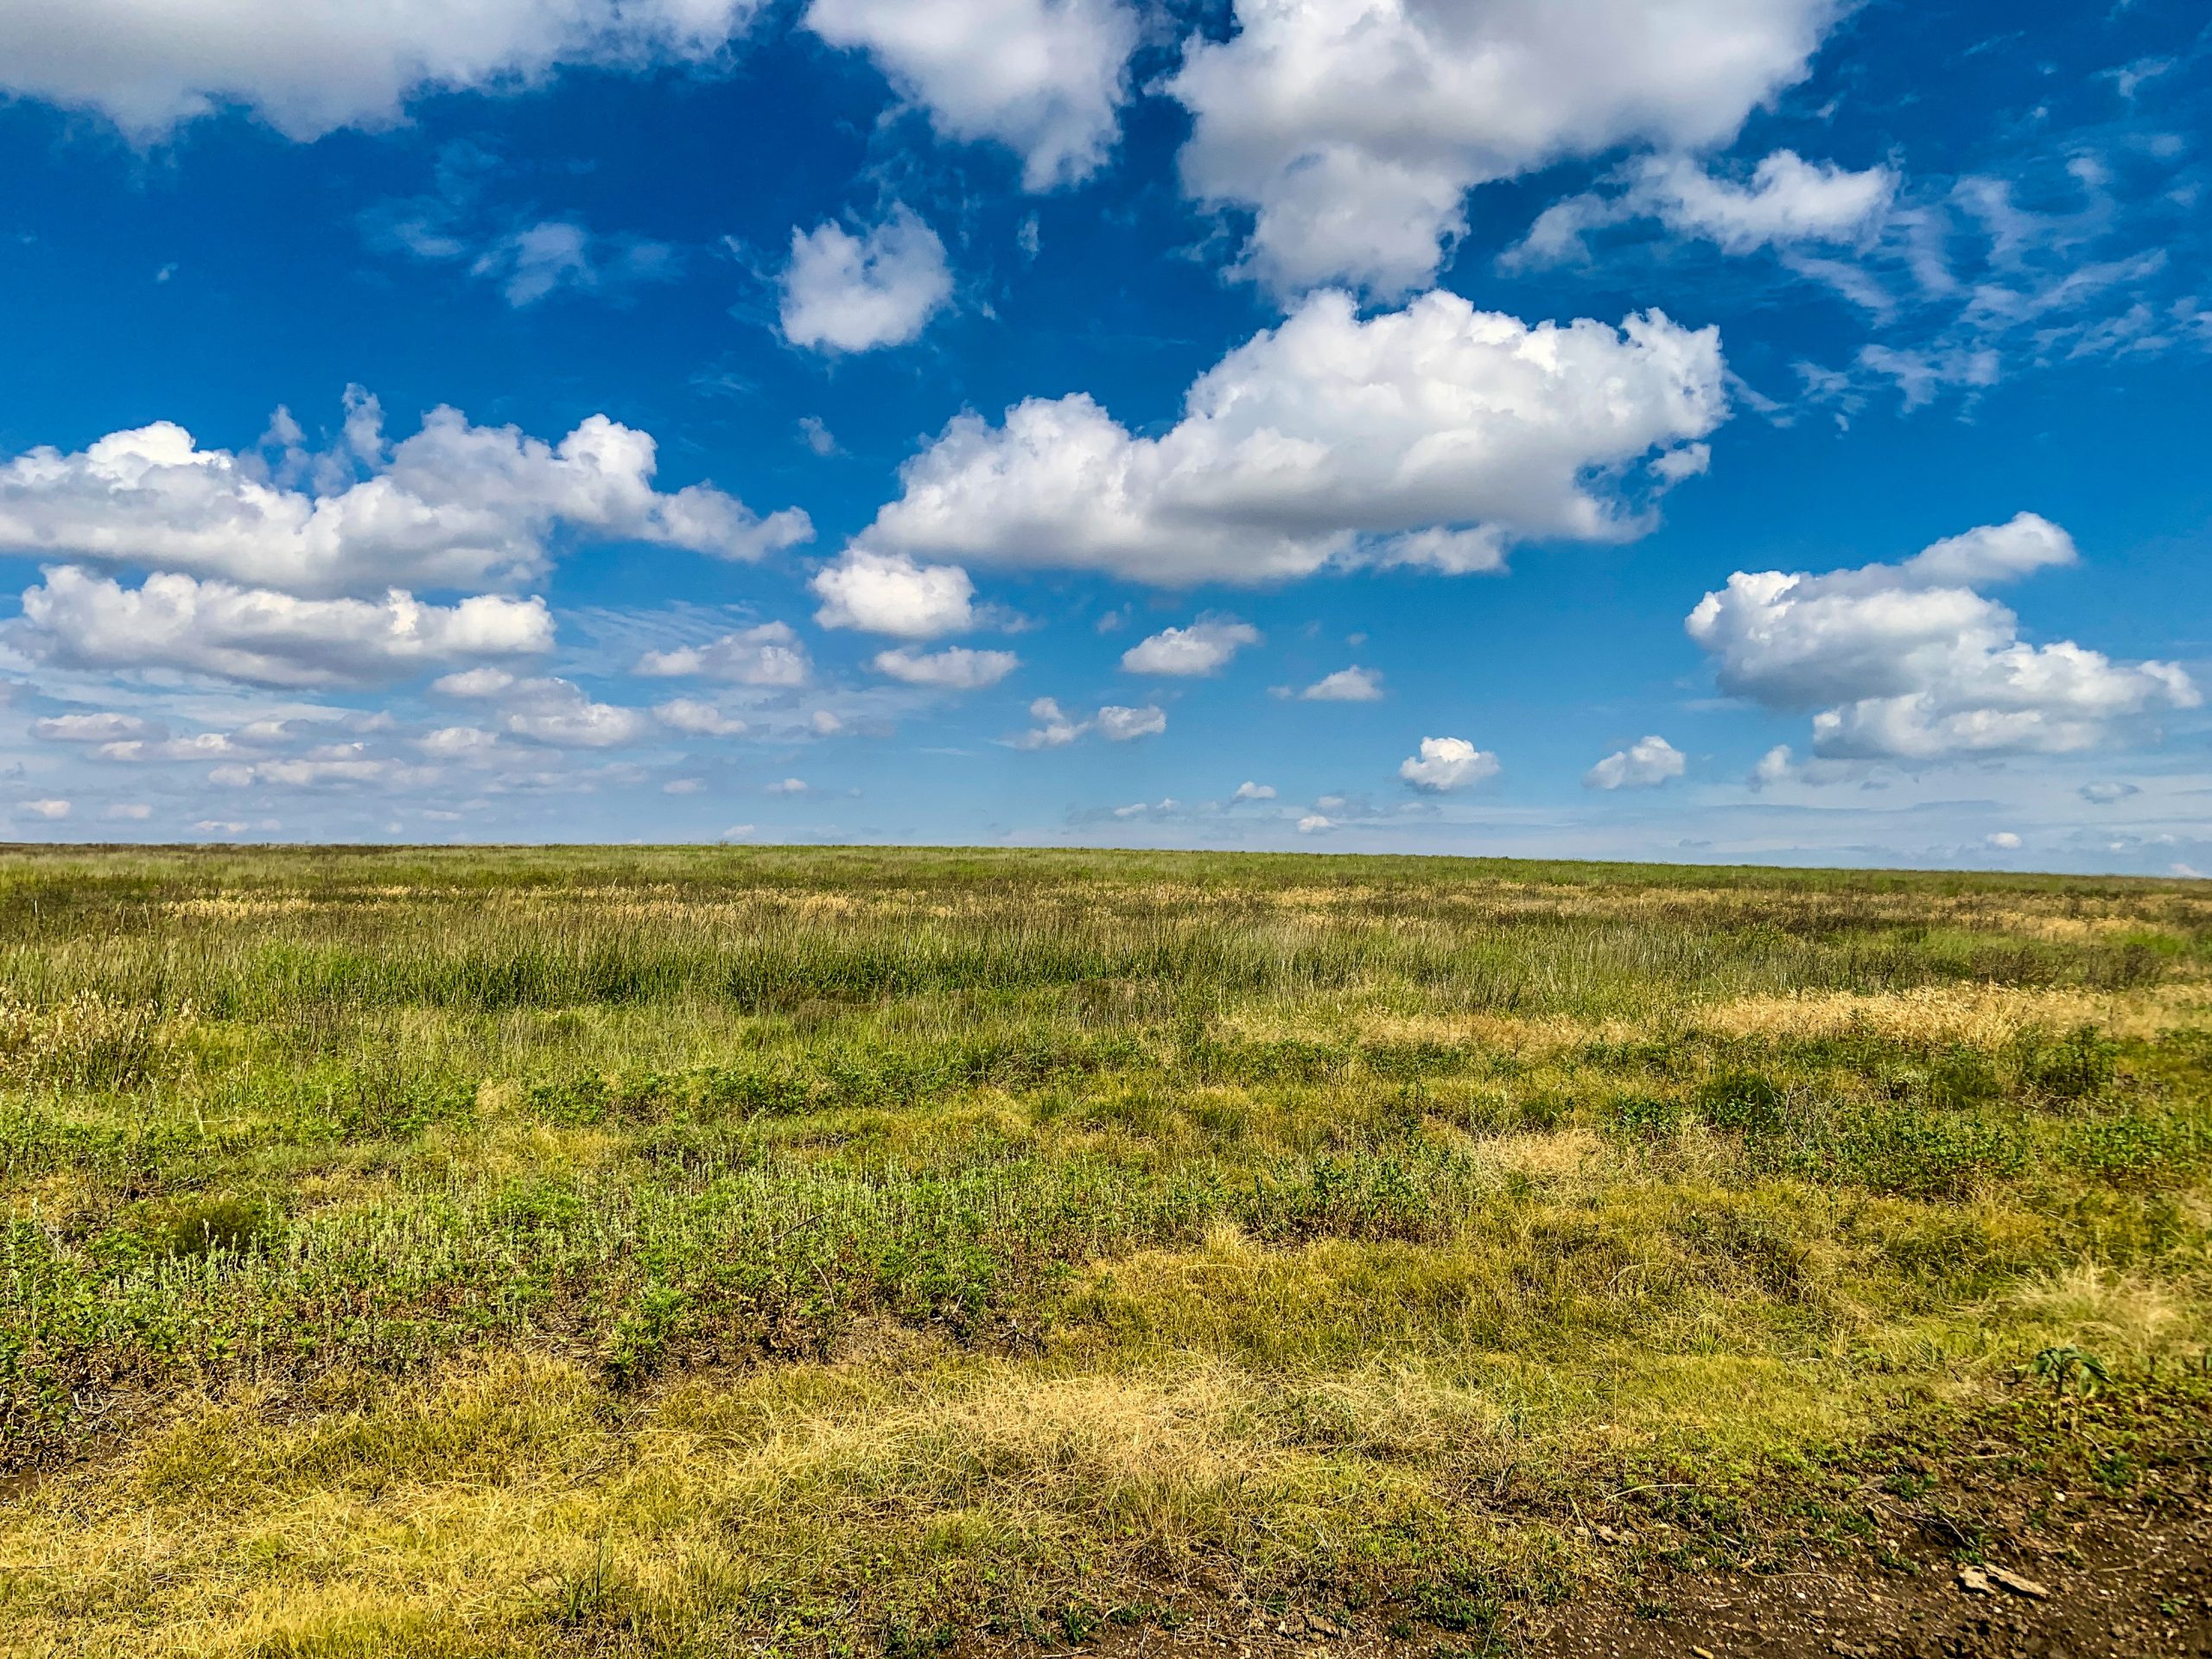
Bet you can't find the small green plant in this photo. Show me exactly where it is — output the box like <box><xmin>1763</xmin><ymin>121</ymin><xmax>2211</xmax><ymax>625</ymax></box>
<box><xmin>1926</xmin><ymin>1046</ymin><xmax>2002</xmax><ymax>1110</ymax></box>
<box><xmin>155</xmin><ymin>1196</ymin><xmax>269</xmax><ymax>1258</ymax></box>
<box><xmin>2029</xmin><ymin>1345</ymin><xmax>2111</xmax><ymax>1398</ymax></box>
<box><xmin>1605</xmin><ymin>1092</ymin><xmax>1682</xmax><ymax>1140</ymax></box>
<box><xmin>526</xmin><ymin>1073</ymin><xmax>614</xmax><ymax>1127</ymax></box>
<box><xmin>883</xmin><ymin>1619</ymin><xmax>957</xmax><ymax>1656</ymax></box>
<box><xmin>1381</xmin><ymin>1076</ymin><xmax>1430</xmax><ymax>1136</ymax></box>
<box><xmin>1694</xmin><ymin>1070</ymin><xmax>1787</xmax><ymax>1135</ymax></box>
<box><xmin>1057</xmin><ymin>1601</ymin><xmax>1102</xmax><ymax>1643</ymax></box>
<box><xmin>544</xmin><ymin>1543</ymin><xmax>636</xmax><ymax>1632</ymax></box>
<box><xmin>2022</xmin><ymin>1024</ymin><xmax>2120</xmax><ymax>1101</ymax></box>
<box><xmin>601</xmin><ymin>1280</ymin><xmax>688</xmax><ymax>1385</ymax></box>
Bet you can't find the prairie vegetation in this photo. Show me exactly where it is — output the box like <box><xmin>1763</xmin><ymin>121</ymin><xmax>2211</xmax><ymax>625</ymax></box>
<box><xmin>0</xmin><ymin>846</ymin><xmax>2207</xmax><ymax>1656</ymax></box>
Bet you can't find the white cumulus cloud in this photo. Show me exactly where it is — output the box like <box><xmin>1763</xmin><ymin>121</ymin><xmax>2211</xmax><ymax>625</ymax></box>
<box><xmin>0</xmin><ymin>0</ymin><xmax>765</xmax><ymax>141</ymax></box>
<box><xmin>1906</xmin><ymin>513</ymin><xmax>2080</xmax><ymax>585</ymax></box>
<box><xmin>803</xmin><ymin>0</ymin><xmax>1138</xmax><ymax>189</ymax></box>
<box><xmin>0</xmin><ymin>390</ymin><xmax>810</xmax><ymax>597</ymax></box>
<box><xmin>1399</xmin><ymin>736</ymin><xmax>1500</xmax><ymax>792</ymax></box>
<box><xmin>870</xmin><ymin>645</ymin><xmax>1020</xmax><ymax>689</ymax></box>
<box><xmin>499</xmin><ymin>679</ymin><xmax>654</xmax><ymax>748</ymax></box>
<box><xmin>1511</xmin><ymin>149</ymin><xmax>1896</xmax><ymax>265</ymax></box>
<box><xmin>1686</xmin><ymin>512</ymin><xmax>2197</xmax><ymax>760</ymax></box>
<box><xmin>1096</xmin><ymin>703</ymin><xmax>1166</xmax><ymax>741</ymax></box>
<box><xmin>420</xmin><ymin>671</ymin><xmax>656</xmax><ymax>750</ymax></box>
<box><xmin>1585</xmin><ymin>734</ymin><xmax>1686</xmax><ymax>790</ymax></box>
<box><xmin>1169</xmin><ymin>0</ymin><xmax>1843</xmax><ymax>296</ymax></box>
<box><xmin>97</xmin><ymin>731</ymin><xmax>242</xmax><ymax>763</ymax></box>
<box><xmin>1121</xmin><ymin>616</ymin><xmax>1261</xmax><ymax>677</ymax></box>
<box><xmin>1014</xmin><ymin>696</ymin><xmax>1084</xmax><ymax>749</ymax></box>
<box><xmin>1232</xmin><ymin>780</ymin><xmax>1276</xmax><ymax>801</ymax></box>
<box><xmin>811</xmin><ymin>548</ymin><xmax>976</xmax><ymax>638</ymax></box>
<box><xmin>654</xmin><ymin>699</ymin><xmax>748</xmax><ymax>736</ymax></box>
<box><xmin>1296</xmin><ymin>667</ymin><xmax>1383</xmax><ymax>702</ymax></box>
<box><xmin>233</xmin><ymin>750</ymin><xmax>395</xmax><ymax>790</ymax></box>
<box><xmin>1110</xmin><ymin>797</ymin><xmax>1179</xmax><ymax>819</ymax></box>
<box><xmin>779</xmin><ymin>205</ymin><xmax>954</xmax><ymax>353</ymax></box>
<box><xmin>851</xmin><ymin>289</ymin><xmax>1724</xmax><ymax>586</ymax></box>
<box><xmin>417</xmin><ymin>725</ymin><xmax>503</xmax><ymax>760</ymax></box>
<box><xmin>431</xmin><ymin>666</ymin><xmax>516</xmax><ymax>697</ymax></box>
<box><xmin>635</xmin><ymin>621</ymin><xmax>810</xmax><ymax>685</ymax></box>
<box><xmin>32</xmin><ymin>711</ymin><xmax>152</xmax><ymax>743</ymax></box>
<box><xmin>13</xmin><ymin>565</ymin><xmax>552</xmax><ymax>688</ymax></box>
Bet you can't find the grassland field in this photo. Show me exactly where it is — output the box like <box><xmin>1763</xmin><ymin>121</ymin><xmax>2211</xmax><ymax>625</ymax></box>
<box><xmin>0</xmin><ymin>845</ymin><xmax>2207</xmax><ymax>1657</ymax></box>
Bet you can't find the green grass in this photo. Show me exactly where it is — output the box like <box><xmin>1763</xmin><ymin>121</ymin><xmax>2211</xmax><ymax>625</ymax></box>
<box><xmin>0</xmin><ymin>846</ymin><xmax>2207</xmax><ymax>1656</ymax></box>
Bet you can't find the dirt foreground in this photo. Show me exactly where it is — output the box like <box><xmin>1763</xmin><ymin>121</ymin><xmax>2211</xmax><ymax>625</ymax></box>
<box><xmin>1086</xmin><ymin>1495</ymin><xmax>2209</xmax><ymax>1659</ymax></box>
<box><xmin>1080</xmin><ymin>1391</ymin><xmax>2211</xmax><ymax>1659</ymax></box>
<box><xmin>1525</xmin><ymin>1479</ymin><xmax>2210</xmax><ymax>1657</ymax></box>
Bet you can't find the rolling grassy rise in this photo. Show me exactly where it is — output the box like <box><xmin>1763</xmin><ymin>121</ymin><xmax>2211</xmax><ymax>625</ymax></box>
<box><xmin>0</xmin><ymin>846</ymin><xmax>2207</xmax><ymax>1656</ymax></box>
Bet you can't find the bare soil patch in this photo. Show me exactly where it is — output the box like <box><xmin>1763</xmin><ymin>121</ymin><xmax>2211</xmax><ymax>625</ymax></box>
<box><xmin>1525</xmin><ymin>1473</ymin><xmax>2210</xmax><ymax>1658</ymax></box>
<box><xmin>1071</xmin><ymin>1386</ymin><xmax>2212</xmax><ymax>1659</ymax></box>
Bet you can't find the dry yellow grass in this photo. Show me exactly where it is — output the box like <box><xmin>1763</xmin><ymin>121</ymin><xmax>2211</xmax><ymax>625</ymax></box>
<box><xmin>1250</xmin><ymin>982</ymin><xmax>2210</xmax><ymax>1057</ymax></box>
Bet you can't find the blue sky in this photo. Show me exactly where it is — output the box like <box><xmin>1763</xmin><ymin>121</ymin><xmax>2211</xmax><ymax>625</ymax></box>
<box><xmin>0</xmin><ymin>0</ymin><xmax>2207</xmax><ymax>872</ymax></box>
